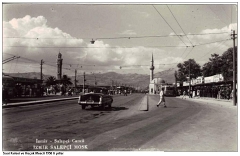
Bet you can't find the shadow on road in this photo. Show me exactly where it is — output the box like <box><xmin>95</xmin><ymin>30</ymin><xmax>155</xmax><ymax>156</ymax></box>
<box><xmin>156</xmin><ymin>106</ymin><xmax>180</xmax><ymax>109</ymax></box>
<box><xmin>85</xmin><ymin>106</ymin><xmax>129</xmax><ymax>111</ymax></box>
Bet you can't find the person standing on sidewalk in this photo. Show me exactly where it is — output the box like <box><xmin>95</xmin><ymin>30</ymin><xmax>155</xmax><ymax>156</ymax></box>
<box><xmin>189</xmin><ymin>90</ymin><xmax>193</xmax><ymax>98</ymax></box>
<box><xmin>182</xmin><ymin>90</ymin><xmax>186</xmax><ymax>99</ymax></box>
<box><xmin>157</xmin><ymin>88</ymin><xmax>167</xmax><ymax>108</ymax></box>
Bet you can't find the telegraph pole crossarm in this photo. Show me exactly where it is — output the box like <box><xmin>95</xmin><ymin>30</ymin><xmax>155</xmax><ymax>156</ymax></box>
<box><xmin>3</xmin><ymin>56</ymin><xmax>20</xmax><ymax>64</ymax></box>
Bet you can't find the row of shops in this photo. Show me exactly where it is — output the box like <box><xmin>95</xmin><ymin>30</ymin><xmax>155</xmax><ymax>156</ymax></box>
<box><xmin>3</xmin><ymin>75</ymin><xmax>44</xmax><ymax>98</ymax></box>
<box><xmin>177</xmin><ymin>74</ymin><xmax>235</xmax><ymax>99</ymax></box>
<box><xmin>2</xmin><ymin>75</ymin><xmax>136</xmax><ymax>100</ymax></box>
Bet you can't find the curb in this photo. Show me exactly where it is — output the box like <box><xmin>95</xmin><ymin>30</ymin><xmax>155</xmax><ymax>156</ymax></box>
<box><xmin>138</xmin><ymin>95</ymin><xmax>148</xmax><ymax>111</ymax></box>
<box><xmin>175</xmin><ymin>96</ymin><xmax>236</xmax><ymax>107</ymax></box>
<box><xmin>176</xmin><ymin>96</ymin><xmax>232</xmax><ymax>103</ymax></box>
<box><xmin>2</xmin><ymin>97</ymin><xmax>79</xmax><ymax>108</ymax></box>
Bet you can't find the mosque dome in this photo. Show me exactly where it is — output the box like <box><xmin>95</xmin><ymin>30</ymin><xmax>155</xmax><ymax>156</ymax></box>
<box><xmin>150</xmin><ymin>77</ymin><xmax>165</xmax><ymax>84</ymax></box>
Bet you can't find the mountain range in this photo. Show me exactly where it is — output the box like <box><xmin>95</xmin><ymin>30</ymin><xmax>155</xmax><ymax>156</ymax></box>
<box><xmin>4</xmin><ymin>69</ymin><xmax>176</xmax><ymax>89</ymax></box>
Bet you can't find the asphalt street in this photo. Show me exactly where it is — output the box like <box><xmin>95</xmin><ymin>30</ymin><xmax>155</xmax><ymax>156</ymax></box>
<box><xmin>2</xmin><ymin>94</ymin><xmax>237</xmax><ymax>151</ymax></box>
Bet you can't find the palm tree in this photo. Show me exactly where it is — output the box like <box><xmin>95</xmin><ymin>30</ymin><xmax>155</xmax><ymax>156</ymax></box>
<box><xmin>45</xmin><ymin>76</ymin><xmax>56</xmax><ymax>87</ymax></box>
<box><xmin>61</xmin><ymin>75</ymin><xmax>73</xmax><ymax>87</ymax></box>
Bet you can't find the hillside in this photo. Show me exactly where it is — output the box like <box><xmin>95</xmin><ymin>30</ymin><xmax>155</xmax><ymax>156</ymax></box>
<box><xmin>74</xmin><ymin>68</ymin><xmax>176</xmax><ymax>89</ymax></box>
<box><xmin>3</xmin><ymin>68</ymin><xmax>176</xmax><ymax>89</ymax></box>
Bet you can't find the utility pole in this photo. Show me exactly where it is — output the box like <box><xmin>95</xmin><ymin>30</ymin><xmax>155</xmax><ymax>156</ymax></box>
<box><xmin>40</xmin><ymin>59</ymin><xmax>44</xmax><ymax>82</ymax></box>
<box><xmin>232</xmin><ymin>30</ymin><xmax>237</xmax><ymax>106</ymax></box>
<box><xmin>83</xmin><ymin>72</ymin><xmax>86</xmax><ymax>93</ymax></box>
<box><xmin>94</xmin><ymin>76</ymin><xmax>97</xmax><ymax>86</ymax></box>
<box><xmin>189</xmin><ymin>60</ymin><xmax>191</xmax><ymax>98</ymax></box>
<box><xmin>75</xmin><ymin>69</ymin><xmax>77</xmax><ymax>88</ymax></box>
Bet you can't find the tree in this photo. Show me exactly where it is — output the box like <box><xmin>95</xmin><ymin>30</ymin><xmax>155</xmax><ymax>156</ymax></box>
<box><xmin>202</xmin><ymin>62</ymin><xmax>212</xmax><ymax>77</ymax></box>
<box><xmin>221</xmin><ymin>47</ymin><xmax>237</xmax><ymax>81</ymax></box>
<box><xmin>201</xmin><ymin>47</ymin><xmax>237</xmax><ymax>81</ymax></box>
<box><xmin>202</xmin><ymin>53</ymin><xmax>223</xmax><ymax>77</ymax></box>
<box><xmin>61</xmin><ymin>75</ymin><xmax>73</xmax><ymax>87</ymax></box>
<box><xmin>45</xmin><ymin>76</ymin><xmax>56</xmax><ymax>87</ymax></box>
<box><xmin>176</xmin><ymin>59</ymin><xmax>201</xmax><ymax>83</ymax></box>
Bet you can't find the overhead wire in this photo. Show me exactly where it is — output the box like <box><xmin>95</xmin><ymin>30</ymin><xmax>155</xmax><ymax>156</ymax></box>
<box><xmin>183</xmin><ymin>46</ymin><xmax>195</xmax><ymax>60</ymax></box>
<box><xmin>3</xmin><ymin>38</ymin><xmax>232</xmax><ymax>49</ymax></box>
<box><xmin>167</xmin><ymin>5</ymin><xmax>194</xmax><ymax>47</ymax></box>
<box><xmin>152</xmin><ymin>5</ymin><xmax>188</xmax><ymax>47</ymax></box>
<box><xmin>3</xmin><ymin>53</ymin><xmax>178</xmax><ymax>71</ymax></box>
<box><xmin>3</xmin><ymin>32</ymin><xmax>229</xmax><ymax>40</ymax></box>
<box><xmin>180</xmin><ymin>46</ymin><xmax>189</xmax><ymax>58</ymax></box>
<box><xmin>13</xmin><ymin>57</ymin><xmax>19</xmax><ymax>73</ymax></box>
<box><xmin>194</xmin><ymin>38</ymin><xmax>231</xmax><ymax>46</ymax></box>
<box><xmin>3</xmin><ymin>45</ymin><xmax>188</xmax><ymax>48</ymax></box>
<box><xmin>208</xmin><ymin>5</ymin><xmax>228</xmax><ymax>26</ymax></box>
<box><xmin>201</xmin><ymin>39</ymin><xmax>230</xmax><ymax>59</ymax></box>
<box><xmin>221</xmin><ymin>5</ymin><xmax>230</xmax><ymax>23</ymax></box>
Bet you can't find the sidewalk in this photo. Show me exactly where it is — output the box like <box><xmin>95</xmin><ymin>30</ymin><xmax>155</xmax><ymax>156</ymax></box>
<box><xmin>2</xmin><ymin>94</ymin><xmax>79</xmax><ymax>108</ymax></box>
<box><xmin>176</xmin><ymin>96</ymin><xmax>236</xmax><ymax>108</ymax></box>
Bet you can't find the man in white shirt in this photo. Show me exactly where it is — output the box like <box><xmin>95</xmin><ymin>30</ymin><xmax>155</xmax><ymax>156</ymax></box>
<box><xmin>157</xmin><ymin>88</ymin><xmax>167</xmax><ymax>108</ymax></box>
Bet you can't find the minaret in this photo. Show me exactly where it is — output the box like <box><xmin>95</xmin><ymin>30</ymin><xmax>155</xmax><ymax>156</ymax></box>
<box><xmin>150</xmin><ymin>53</ymin><xmax>154</xmax><ymax>82</ymax></box>
<box><xmin>57</xmin><ymin>51</ymin><xmax>63</xmax><ymax>80</ymax></box>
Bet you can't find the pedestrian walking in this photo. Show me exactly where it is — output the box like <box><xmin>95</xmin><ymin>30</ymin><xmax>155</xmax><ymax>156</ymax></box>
<box><xmin>182</xmin><ymin>90</ymin><xmax>186</xmax><ymax>99</ymax></box>
<box><xmin>227</xmin><ymin>87</ymin><xmax>231</xmax><ymax>100</ymax></box>
<box><xmin>157</xmin><ymin>88</ymin><xmax>167</xmax><ymax>108</ymax></box>
<box><xmin>29</xmin><ymin>88</ymin><xmax>32</xmax><ymax>97</ymax></box>
<box><xmin>189</xmin><ymin>90</ymin><xmax>193</xmax><ymax>98</ymax></box>
<box><xmin>196</xmin><ymin>89</ymin><xmax>200</xmax><ymax>98</ymax></box>
<box><xmin>124</xmin><ymin>89</ymin><xmax>127</xmax><ymax>96</ymax></box>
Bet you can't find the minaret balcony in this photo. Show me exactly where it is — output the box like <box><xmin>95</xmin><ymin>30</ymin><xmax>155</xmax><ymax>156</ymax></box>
<box><xmin>150</xmin><ymin>66</ymin><xmax>155</xmax><ymax>70</ymax></box>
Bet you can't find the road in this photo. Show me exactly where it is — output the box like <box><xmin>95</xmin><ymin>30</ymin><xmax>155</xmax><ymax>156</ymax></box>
<box><xmin>2</xmin><ymin>94</ymin><xmax>237</xmax><ymax>151</ymax></box>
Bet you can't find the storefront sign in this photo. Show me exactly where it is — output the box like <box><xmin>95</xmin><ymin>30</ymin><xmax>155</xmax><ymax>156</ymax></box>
<box><xmin>196</xmin><ymin>76</ymin><xmax>203</xmax><ymax>84</ymax></box>
<box><xmin>213</xmin><ymin>74</ymin><xmax>224</xmax><ymax>82</ymax></box>
<box><xmin>191</xmin><ymin>79</ymin><xmax>196</xmax><ymax>85</ymax></box>
<box><xmin>204</xmin><ymin>76</ymin><xmax>214</xmax><ymax>83</ymax></box>
<box><xmin>183</xmin><ymin>81</ymin><xmax>190</xmax><ymax>86</ymax></box>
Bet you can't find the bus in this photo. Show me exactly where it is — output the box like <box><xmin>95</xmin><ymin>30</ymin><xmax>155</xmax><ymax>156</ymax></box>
<box><xmin>3</xmin><ymin>75</ymin><xmax>16</xmax><ymax>102</ymax></box>
<box><xmin>161</xmin><ymin>85</ymin><xmax>176</xmax><ymax>97</ymax></box>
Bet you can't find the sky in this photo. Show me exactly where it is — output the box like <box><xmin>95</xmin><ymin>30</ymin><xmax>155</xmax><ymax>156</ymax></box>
<box><xmin>2</xmin><ymin>3</ymin><xmax>238</xmax><ymax>77</ymax></box>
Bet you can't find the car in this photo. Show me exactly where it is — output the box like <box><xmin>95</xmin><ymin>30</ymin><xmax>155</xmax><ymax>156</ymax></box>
<box><xmin>78</xmin><ymin>92</ymin><xmax>113</xmax><ymax>110</ymax></box>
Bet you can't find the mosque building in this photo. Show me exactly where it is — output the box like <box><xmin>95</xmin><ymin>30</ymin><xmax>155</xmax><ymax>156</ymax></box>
<box><xmin>149</xmin><ymin>53</ymin><xmax>166</xmax><ymax>94</ymax></box>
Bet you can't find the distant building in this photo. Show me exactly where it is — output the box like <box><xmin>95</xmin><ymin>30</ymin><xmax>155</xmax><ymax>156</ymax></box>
<box><xmin>149</xmin><ymin>53</ymin><xmax>166</xmax><ymax>94</ymax></box>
